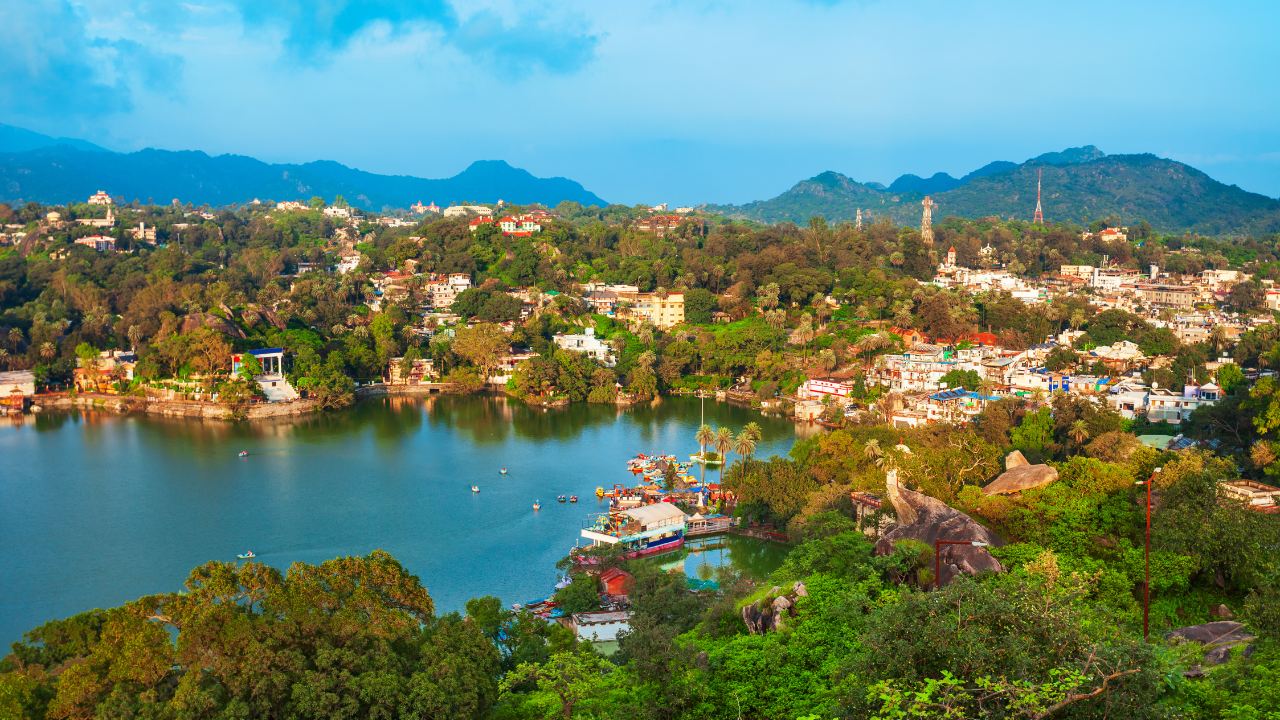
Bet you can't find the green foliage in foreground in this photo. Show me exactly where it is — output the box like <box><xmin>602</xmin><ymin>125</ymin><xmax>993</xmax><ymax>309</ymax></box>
<box><xmin>4</xmin><ymin>439</ymin><xmax>1280</xmax><ymax>719</ymax></box>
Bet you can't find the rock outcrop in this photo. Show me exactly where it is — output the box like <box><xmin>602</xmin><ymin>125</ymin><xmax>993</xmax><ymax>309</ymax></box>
<box><xmin>246</xmin><ymin>303</ymin><xmax>288</xmax><ymax>331</ymax></box>
<box><xmin>876</xmin><ymin>474</ymin><xmax>1005</xmax><ymax>585</ymax></box>
<box><xmin>180</xmin><ymin>312</ymin><xmax>245</xmax><ymax>339</ymax></box>
<box><xmin>1166</xmin><ymin>621</ymin><xmax>1254</xmax><ymax>665</ymax></box>
<box><xmin>742</xmin><ymin>585</ymin><xmax>806</xmax><ymax>635</ymax></box>
<box><xmin>983</xmin><ymin>464</ymin><xmax>1060</xmax><ymax>495</ymax></box>
<box><xmin>1004</xmin><ymin>450</ymin><xmax>1030</xmax><ymax>468</ymax></box>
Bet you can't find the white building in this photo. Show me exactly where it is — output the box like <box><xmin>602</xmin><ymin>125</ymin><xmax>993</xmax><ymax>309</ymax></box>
<box><xmin>554</xmin><ymin>327</ymin><xmax>614</xmax><ymax>366</ymax></box>
<box><xmin>571</xmin><ymin>611</ymin><xmax>632</xmax><ymax>642</ymax></box>
<box><xmin>443</xmin><ymin>205</ymin><xmax>494</xmax><ymax>218</ymax></box>
<box><xmin>87</xmin><ymin>191</ymin><xmax>113</xmax><ymax>205</ymax></box>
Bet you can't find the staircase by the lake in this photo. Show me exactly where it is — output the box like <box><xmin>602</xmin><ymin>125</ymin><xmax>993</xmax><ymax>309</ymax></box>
<box><xmin>256</xmin><ymin>375</ymin><xmax>299</xmax><ymax>403</ymax></box>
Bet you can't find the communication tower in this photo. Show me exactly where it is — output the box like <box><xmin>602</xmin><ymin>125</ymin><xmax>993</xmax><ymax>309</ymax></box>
<box><xmin>921</xmin><ymin>196</ymin><xmax>934</xmax><ymax>244</ymax></box>
<box><xmin>1033</xmin><ymin>168</ymin><xmax>1044</xmax><ymax>225</ymax></box>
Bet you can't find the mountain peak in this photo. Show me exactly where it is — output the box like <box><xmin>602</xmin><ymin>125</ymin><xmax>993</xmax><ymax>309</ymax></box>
<box><xmin>1030</xmin><ymin>145</ymin><xmax>1106</xmax><ymax>166</ymax></box>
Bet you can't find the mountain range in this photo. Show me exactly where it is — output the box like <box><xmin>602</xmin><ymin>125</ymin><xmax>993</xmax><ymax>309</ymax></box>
<box><xmin>3</xmin><ymin>122</ymin><xmax>1278</xmax><ymax>237</ymax></box>
<box><xmin>704</xmin><ymin>146</ymin><xmax>1280</xmax><ymax>238</ymax></box>
<box><xmin>0</xmin><ymin>124</ymin><xmax>606</xmax><ymax>210</ymax></box>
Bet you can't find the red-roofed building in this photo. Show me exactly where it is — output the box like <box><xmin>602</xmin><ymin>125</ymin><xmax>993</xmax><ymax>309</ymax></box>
<box><xmin>962</xmin><ymin>332</ymin><xmax>999</xmax><ymax>346</ymax></box>
<box><xmin>469</xmin><ymin>216</ymin><xmax>496</xmax><ymax>231</ymax></box>
<box><xmin>599</xmin><ymin>568</ymin><xmax>634</xmax><ymax>596</ymax></box>
<box><xmin>888</xmin><ymin>327</ymin><xmax>927</xmax><ymax>345</ymax></box>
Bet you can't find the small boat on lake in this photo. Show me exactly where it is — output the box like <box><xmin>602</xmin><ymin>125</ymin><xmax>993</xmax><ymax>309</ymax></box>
<box><xmin>500</xmin><ymin>468</ymin><xmax>508</xmax><ymax>474</ymax></box>
<box><xmin>557</xmin><ymin>495</ymin><xmax>566</xmax><ymax>503</ymax></box>
<box><xmin>569</xmin><ymin>495</ymin><xmax>578</xmax><ymax>503</ymax></box>
<box><xmin>533</xmin><ymin>501</ymin><xmax>541</xmax><ymax>511</ymax></box>
<box><xmin>595</xmin><ymin>486</ymin><xmax>604</xmax><ymax>497</ymax></box>
<box><xmin>238</xmin><ymin>451</ymin><xmax>248</xmax><ymax>457</ymax></box>
<box><xmin>237</xmin><ymin>551</ymin><xmax>255</xmax><ymax>559</ymax></box>
<box><xmin>471</xmin><ymin>485</ymin><xmax>480</xmax><ymax>493</ymax></box>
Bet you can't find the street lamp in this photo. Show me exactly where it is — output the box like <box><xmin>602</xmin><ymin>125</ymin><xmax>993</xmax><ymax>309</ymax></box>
<box><xmin>934</xmin><ymin>539</ymin><xmax>989</xmax><ymax>591</ymax></box>
<box><xmin>1135</xmin><ymin>467</ymin><xmax>1162</xmax><ymax>640</ymax></box>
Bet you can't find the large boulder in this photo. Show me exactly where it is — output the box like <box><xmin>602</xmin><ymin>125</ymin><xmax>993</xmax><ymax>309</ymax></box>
<box><xmin>1005</xmin><ymin>450</ymin><xmax>1030</xmax><ymax>469</ymax></box>
<box><xmin>983</xmin><ymin>464</ymin><xmax>1059</xmax><ymax>496</ymax></box>
<box><xmin>246</xmin><ymin>303</ymin><xmax>287</xmax><ymax>331</ymax></box>
<box><xmin>181</xmin><ymin>312</ymin><xmax>245</xmax><ymax>339</ymax></box>
<box><xmin>1165</xmin><ymin>621</ymin><xmax>1254</xmax><ymax>665</ymax></box>
<box><xmin>875</xmin><ymin>479</ymin><xmax>1005</xmax><ymax>584</ymax></box>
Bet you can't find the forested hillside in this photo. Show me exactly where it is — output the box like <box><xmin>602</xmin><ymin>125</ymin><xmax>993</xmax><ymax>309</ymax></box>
<box><xmin>0</xmin><ymin>146</ymin><xmax>607</xmax><ymax>211</ymax></box>
<box><xmin>706</xmin><ymin>152</ymin><xmax>1280</xmax><ymax>237</ymax></box>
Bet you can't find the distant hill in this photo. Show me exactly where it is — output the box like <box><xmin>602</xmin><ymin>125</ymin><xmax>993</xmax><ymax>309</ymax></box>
<box><xmin>0</xmin><ymin>123</ymin><xmax>111</xmax><ymax>154</ymax></box>
<box><xmin>704</xmin><ymin>149</ymin><xmax>1280</xmax><ymax>237</ymax></box>
<box><xmin>886</xmin><ymin>160</ymin><xmax>1018</xmax><ymax>196</ymax></box>
<box><xmin>0</xmin><ymin>133</ymin><xmax>607</xmax><ymax>210</ymax></box>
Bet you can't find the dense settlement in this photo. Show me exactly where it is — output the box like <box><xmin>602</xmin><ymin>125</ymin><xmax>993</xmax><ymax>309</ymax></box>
<box><xmin>2</xmin><ymin>190</ymin><xmax>1280</xmax><ymax>719</ymax></box>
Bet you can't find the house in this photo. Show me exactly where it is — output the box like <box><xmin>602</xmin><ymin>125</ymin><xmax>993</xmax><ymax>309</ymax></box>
<box><xmin>1146</xmin><ymin>384</ymin><xmax>1220</xmax><ymax>423</ymax></box>
<box><xmin>88</xmin><ymin>190</ymin><xmax>113</xmax><ymax>205</ymax></box>
<box><xmin>1136</xmin><ymin>284</ymin><xmax>1197</xmax><ymax>308</ymax></box>
<box><xmin>0</xmin><ymin>370</ymin><xmax>36</xmax><ymax>409</ymax></box>
<box><xmin>75</xmin><ymin>207</ymin><xmax>116</xmax><ymax>228</ymax></box>
<box><xmin>794</xmin><ymin>399</ymin><xmax>825</xmax><ymax>421</ymax></box>
<box><xmin>801</xmin><ymin>379</ymin><xmax>854</xmax><ymax>399</ymax></box>
<box><xmin>128</xmin><ymin>222</ymin><xmax>157</xmax><ymax>242</ymax></box>
<box><xmin>323</xmin><ymin>206</ymin><xmax>351</xmax><ymax>219</ymax></box>
<box><xmin>634</xmin><ymin>214</ymin><xmax>697</xmax><ymax>237</ymax></box>
<box><xmin>443</xmin><ymin>205</ymin><xmax>494</xmax><ymax>218</ymax></box>
<box><xmin>925</xmin><ymin>389</ymin><xmax>995</xmax><ymax>424</ymax></box>
<box><xmin>1220</xmin><ymin>480</ymin><xmax>1280</xmax><ymax>510</ymax></box>
<box><xmin>571</xmin><ymin>611</ymin><xmax>632</xmax><ymax>642</ymax></box>
<box><xmin>617</xmin><ymin>291</ymin><xmax>685</xmax><ymax>329</ymax></box>
<box><xmin>388</xmin><ymin>357</ymin><xmax>437</xmax><ymax>384</ymax></box>
<box><xmin>598</xmin><ymin>567</ymin><xmax>634</xmax><ymax>596</ymax></box>
<box><xmin>554</xmin><ymin>327</ymin><xmax>614</xmax><ymax>366</ymax></box>
<box><xmin>410</xmin><ymin>201</ymin><xmax>441</xmax><ymax>214</ymax></box>
<box><xmin>74</xmin><ymin>235</ymin><xmax>115</xmax><ymax>252</ymax></box>
<box><xmin>888</xmin><ymin>327</ymin><xmax>927</xmax><ymax>345</ymax></box>
<box><xmin>276</xmin><ymin>201</ymin><xmax>308</xmax><ymax>211</ymax></box>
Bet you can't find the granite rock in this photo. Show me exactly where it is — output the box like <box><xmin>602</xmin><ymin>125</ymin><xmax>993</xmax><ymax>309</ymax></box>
<box><xmin>983</xmin><ymin>464</ymin><xmax>1059</xmax><ymax>496</ymax></box>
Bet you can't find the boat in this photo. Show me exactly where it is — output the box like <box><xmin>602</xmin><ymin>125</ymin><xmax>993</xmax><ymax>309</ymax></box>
<box><xmin>595</xmin><ymin>486</ymin><xmax>605</xmax><ymax>497</ymax></box>
<box><xmin>569</xmin><ymin>495</ymin><xmax>578</xmax><ymax>503</ymax></box>
<box><xmin>558</xmin><ymin>495</ymin><xmax>566</xmax><ymax>503</ymax></box>
<box><xmin>500</xmin><ymin>468</ymin><xmax>508</xmax><ymax>474</ymax></box>
<box><xmin>238</xmin><ymin>451</ymin><xmax>248</xmax><ymax>457</ymax></box>
<box><xmin>533</xmin><ymin>501</ymin><xmax>541</xmax><ymax>511</ymax></box>
<box><xmin>237</xmin><ymin>551</ymin><xmax>255</xmax><ymax>559</ymax></box>
<box><xmin>471</xmin><ymin>485</ymin><xmax>480</xmax><ymax>493</ymax></box>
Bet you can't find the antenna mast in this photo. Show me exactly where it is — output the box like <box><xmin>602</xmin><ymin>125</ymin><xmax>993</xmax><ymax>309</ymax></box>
<box><xmin>1033</xmin><ymin>168</ymin><xmax>1044</xmax><ymax>225</ymax></box>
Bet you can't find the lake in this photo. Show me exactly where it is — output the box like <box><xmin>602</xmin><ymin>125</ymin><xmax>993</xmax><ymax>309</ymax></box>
<box><xmin>0</xmin><ymin>394</ymin><xmax>804</xmax><ymax>648</ymax></box>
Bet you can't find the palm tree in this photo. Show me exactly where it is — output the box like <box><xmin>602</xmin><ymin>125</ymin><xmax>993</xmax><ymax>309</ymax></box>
<box><xmin>40</xmin><ymin>342</ymin><xmax>56</xmax><ymax>359</ymax></box>
<box><xmin>1209</xmin><ymin>325</ymin><xmax>1228</xmax><ymax>355</ymax></box>
<box><xmin>863</xmin><ymin>438</ymin><xmax>884</xmax><ymax>468</ymax></box>
<box><xmin>638</xmin><ymin>350</ymin><xmax>656</xmax><ymax>369</ymax></box>
<box><xmin>714</xmin><ymin>427</ymin><xmax>734</xmax><ymax>480</ymax></box>
<box><xmin>639</xmin><ymin>326</ymin><xmax>654</xmax><ymax>346</ymax></box>
<box><xmin>734</xmin><ymin>430</ymin><xmax>756</xmax><ymax>460</ymax></box>
<box><xmin>855</xmin><ymin>332</ymin><xmax>894</xmax><ymax>369</ymax></box>
<box><xmin>1069</xmin><ymin>419</ymin><xmax>1090</xmax><ymax>448</ymax></box>
<box><xmin>8</xmin><ymin>327</ymin><xmax>23</xmax><ymax>349</ymax></box>
<box><xmin>696</xmin><ymin>424</ymin><xmax>715</xmax><ymax>461</ymax></box>
<box><xmin>0</xmin><ymin>348</ymin><xmax>8</xmax><ymax>369</ymax></box>
<box><xmin>796</xmin><ymin>315</ymin><xmax>815</xmax><ymax>362</ymax></box>
<box><xmin>816</xmin><ymin>302</ymin><xmax>831</xmax><ymax>328</ymax></box>
<box><xmin>855</xmin><ymin>304</ymin><xmax>869</xmax><ymax>328</ymax></box>
<box><xmin>819</xmin><ymin>349</ymin><xmax>838</xmax><ymax>378</ymax></box>
<box><xmin>743</xmin><ymin>422</ymin><xmax>762</xmax><ymax>443</ymax></box>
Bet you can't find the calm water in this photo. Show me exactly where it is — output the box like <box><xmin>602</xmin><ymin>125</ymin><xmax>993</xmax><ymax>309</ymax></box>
<box><xmin>0</xmin><ymin>394</ymin><xmax>801</xmax><ymax>648</ymax></box>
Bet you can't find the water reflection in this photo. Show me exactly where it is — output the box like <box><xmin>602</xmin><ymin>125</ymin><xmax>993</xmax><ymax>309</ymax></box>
<box><xmin>0</xmin><ymin>394</ymin><xmax>800</xmax><ymax>648</ymax></box>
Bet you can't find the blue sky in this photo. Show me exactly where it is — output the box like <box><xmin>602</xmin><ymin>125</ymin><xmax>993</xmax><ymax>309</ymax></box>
<box><xmin>2</xmin><ymin>0</ymin><xmax>1279</xmax><ymax>206</ymax></box>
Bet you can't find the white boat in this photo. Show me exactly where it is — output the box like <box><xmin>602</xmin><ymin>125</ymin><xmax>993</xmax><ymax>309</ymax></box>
<box><xmin>500</xmin><ymin>468</ymin><xmax>508</xmax><ymax>474</ymax></box>
<box><xmin>471</xmin><ymin>485</ymin><xmax>480</xmax><ymax>493</ymax></box>
<box><xmin>237</xmin><ymin>551</ymin><xmax>255</xmax><ymax>559</ymax></box>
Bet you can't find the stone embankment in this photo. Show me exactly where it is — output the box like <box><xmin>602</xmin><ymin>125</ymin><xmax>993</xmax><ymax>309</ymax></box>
<box><xmin>36</xmin><ymin>393</ymin><xmax>318</xmax><ymax>420</ymax></box>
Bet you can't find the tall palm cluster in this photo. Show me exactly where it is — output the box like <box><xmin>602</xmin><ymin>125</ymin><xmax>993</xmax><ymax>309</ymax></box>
<box><xmin>696</xmin><ymin>421</ymin><xmax>762</xmax><ymax>480</ymax></box>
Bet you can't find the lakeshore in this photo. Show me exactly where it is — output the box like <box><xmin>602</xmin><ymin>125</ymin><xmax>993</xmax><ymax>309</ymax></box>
<box><xmin>0</xmin><ymin>393</ymin><xmax>795</xmax><ymax>649</ymax></box>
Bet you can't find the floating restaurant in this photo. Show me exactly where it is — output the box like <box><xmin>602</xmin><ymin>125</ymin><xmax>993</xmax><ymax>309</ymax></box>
<box><xmin>580</xmin><ymin>503</ymin><xmax>688</xmax><ymax>556</ymax></box>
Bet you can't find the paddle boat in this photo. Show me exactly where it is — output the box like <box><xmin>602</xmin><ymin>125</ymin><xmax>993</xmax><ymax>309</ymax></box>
<box><xmin>471</xmin><ymin>485</ymin><xmax>480</xmax><ymax>493</ymax></box>
<box><xmin>557</xmin><ymin>495</ymin><xmax>566</xmax><ymax>503</ymax></box>
<box><xmin>533</xmin><ymin>500</ymin><xmax>541</xmax><ymax>511</ymax></box>
<box><xmin>237</xmin><ymin>551</ymin><xmax>255</xmax><ymax>559</ymax></box>
<box><xmin>569</xmin><ymin>495</ymin><xmax>578</xmax><ymax>503</ymax></box>
<box><xmin>595</xmin><ymin>486</ymin><xmax>605</xmax><ymax>497</ymax></box>
<box><xmin>238</xmin><ymin>451</ymin><xmax>248</xmax><ymax>457</ymax></box>
<box><xmin>500</xmin><ymin>468</ymin><xmax>508</xmax><ymax>474</ymax></box>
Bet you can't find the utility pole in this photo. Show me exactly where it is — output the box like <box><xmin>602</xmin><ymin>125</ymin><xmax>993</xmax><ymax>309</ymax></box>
<box><xmin>1135</xmin><ymin>468</ymin><xmax>1161</xmax><ymax>640</ymax></box>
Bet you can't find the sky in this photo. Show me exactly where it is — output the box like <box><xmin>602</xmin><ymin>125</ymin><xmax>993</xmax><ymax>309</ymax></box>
<box><xmin>2</xmin><ymin>0</ymin><xmax>1279</xmax><ymax>206</ymax></box>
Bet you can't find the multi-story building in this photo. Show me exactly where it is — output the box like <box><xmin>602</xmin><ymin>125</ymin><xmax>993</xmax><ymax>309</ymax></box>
<box><xmin>1135</xmin><ymin>284</ymin><xmax>1197</xmax><ymax>308</ymax></box>
<box><xmin>617</xmin><ymin>291</ymin><xmax>684</xmax><ymax>329</ymax></box>
<box><xmin>1146</xmin><ymin>383</ymin><xmax>1221</xmax><ymax>423</ymax></box>
<box><xmin>88</xmin><ymin>190</ymin><xmax>113</xmax><ymax>205</ymax></box>
<box><xmin>554</xmin><ymin>327</ymin><xmax>614</xmax><ymax>366</ymax></box>
<box><xmin>74</xmin><ymin>235</ymin><xmax>115</xmax><ymax>252</ymax></box>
